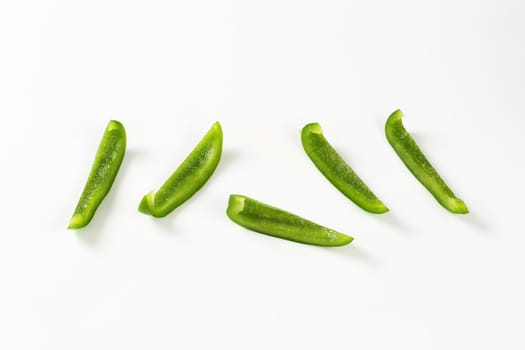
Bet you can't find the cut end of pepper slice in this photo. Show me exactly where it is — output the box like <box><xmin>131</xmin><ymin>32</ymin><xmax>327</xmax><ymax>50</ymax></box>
<box><xmin>138</xmin><ymin>191</ymin><xmax>158</xmax><ymax>217</ymax></box>
<box><xmin>303</xmin><ymin>122</ymin><xmax>323</xmax><ymax>135</ymax></box>
<box><xmin>107</xmin><ymin>120</ymin><xmax>125</xmax><ymax>132</ymax></box>
<box><xmin>226</xmin><ymin>194</ymin><xmax>246</xmax><ymax>218</ymax></box>
<box><xmin>387</xmin><ymin>109</ymin><xmax>404</xmax><ymax>123</ymax></box>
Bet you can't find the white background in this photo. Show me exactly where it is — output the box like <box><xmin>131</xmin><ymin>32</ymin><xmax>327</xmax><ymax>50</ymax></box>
<box><xmin>1</xmin><ymin>0</ymin><xmax>524</xmax><ymax>349</ymax></box>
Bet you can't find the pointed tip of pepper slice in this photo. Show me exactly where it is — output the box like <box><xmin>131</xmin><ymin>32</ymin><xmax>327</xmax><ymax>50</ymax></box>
<box><xmin>332</xmin><ymin>234</ymin><xmax>354</xmax><ymax>246</ymax></box>
<box><xmin>67</xmin><ymin>214</ymin><xmax>87</xmax><ymax>230</ymax></box>
<box><xmin>369</xmin><ymin>202</ymin><xmax>390</xmax><ymax>214</ymax></box>
<box><xmin>212</xmin><ymin>120</ymin><xmax>222</xmax><ymax>130</ymax></box>
<box><xmin>447</xmin><ymin>198</ymin><xmax>469</xmax><ymax>214</ymax></box>
<box><xmin>209</xmin><ymin>121</ymin><xmax>223</xmax><ymax>140</ymax></box>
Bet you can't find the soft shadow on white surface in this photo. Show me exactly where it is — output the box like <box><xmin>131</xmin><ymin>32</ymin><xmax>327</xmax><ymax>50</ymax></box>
<box><xmin>211</xmin><ymin>149</ymin><xmax>241</xmax><ymax>186</ymax></box>
<box><xmin>376</xmin><ymin>211</ymin><xmax>413</xmax><ymax>235</ymax></box>
<box><xmin>149</xmin><ymin>213</ymin><xmax>179</xmax><ymax>234</ymax></box>
<box><xmin>328</xmin><ymin>243</ymin><xmax>379</xmax><ymax>268</ymax></box>
<box><xmin>213</xmin><ymin>149</ymin><xmax>240</xmax><ymax>178</ymax></box>
<box><xmin>74</xmin><ymin>219</ymin><xmax>105</xmax><ymax>245</ymax></box>
<box><xmin>409</xmin><ymin>131</ymin><xmax>440</xmax><ymax>144</ymax></box>
<box><xmin>455</xmin><ymin>211</ymin><xmax>493</xmax><ymax>234</ymax></box>
<box><xmin>374</xmin><ymin>112</ymin><xmax>391</xmax><ymax>132</ymax></box>
<box><xmin>75</xmin><ymin>149</ymin><xmax>141</xmax><ymax>245</ymax></box>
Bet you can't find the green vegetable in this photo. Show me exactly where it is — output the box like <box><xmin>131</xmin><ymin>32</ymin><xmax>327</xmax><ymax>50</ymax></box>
<box><xmin>226</xmin><ymin>194</ymin><xmax>353</xmax><ymax>246</ymax></box>
<box><xmin>385</xmin><ymin>109</ymin><xmax>468</xmax><ymax>213</ymax></box>
<box><xmin>139</xmin><ymin>122</ymin><xmax>223</xmax><ymax>218</ymax></box>
<box><xmin>301</xmin><ymin>122</ymin><xmax>388</xmax><ymax>213</ymax></box>
<box><xmin>68</xmin><ymin>120</ymin><xmax>127</xmax><ymax>229</ymax></box>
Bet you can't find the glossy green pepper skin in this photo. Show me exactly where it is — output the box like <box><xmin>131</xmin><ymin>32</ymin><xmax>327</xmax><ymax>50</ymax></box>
<box><xmin>301</xmin><ymin>123</ymin><xmax>388</xmax><ymax>213</ymax></box>
<box><xmin>68</xmin><ymin>120</ymin><xmax>127</xmax><ymax>229</ymax></box>
<box><xmin>226</xmin><ymin>194</ymin><xmax>353</xmax><ymax>247</ymax></box>
<box><xmin>385</xmin><ymin>109</ymin><xmax>468</xmax><ymax>214</ymax></box>
<box><xmin>139</xmin><ymin>122</ymin><xmax>223</xmax><ymax>218</ymax></box>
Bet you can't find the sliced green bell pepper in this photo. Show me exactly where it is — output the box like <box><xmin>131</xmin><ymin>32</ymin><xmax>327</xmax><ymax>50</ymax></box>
<box><xmin>139</xmin><ymin>121</ymin><xmax>223</xmax><ymax>218</ymax></box>
<box><xmin>301</xmin><ymin>122</ymin><xmax>388</xmax><ymax>213</ymax></box>
<box><xmin>226</xmin><ymin>194</ymin><xmax>353</xmax><ymax>246</ymax></box>
<box><xmin>385</xmin><ymin>109</ymin><xmax>468</xmax><ymax>213</ymax></box>
<box><xmin>68</xmin><ymin>120</ymin><xmax>127</xmax><ymax>229</ymax></box>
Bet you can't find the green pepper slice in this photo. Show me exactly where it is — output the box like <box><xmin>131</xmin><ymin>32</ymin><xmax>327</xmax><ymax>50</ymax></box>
<box><xmin>385</xmin><ymin>109</ymin><xmax>468</xmax><ymax>213</ymax></box>
<box><xmin>301</xmin><ymin>123</ymin><xmax>388</xmax><ymax>213</ymax></box>
<box><xmin>226</xmin><ymin>194</ymin><xmax>353</xmax><ymax>246</ymax></box>
<box><xmin>139</xmin><ymin>122</ymin><xmax>223</xmax><ymax>218</ymax></box>
<box><xmin>68</xmin><ymin>120</ymin><xmax>127</xmax><ymax>229</ymax></box>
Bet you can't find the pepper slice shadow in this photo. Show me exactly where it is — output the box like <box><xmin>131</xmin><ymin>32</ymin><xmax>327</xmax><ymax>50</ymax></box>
<box><xmin>68</xmin><ymin>120</ymin><xmax>127</xmax><ymax>229</ymax></box>
<box><xmin>385</xmin><ymin>109</ymin><xmax>468</xmax><ymax>213</ymax></box>
<box><xmin>226</xmin><ymin>194</ymin><xmax>353</xmax><ymax>247</ymax></box>
<box><xmin>139</xmin><ymin>121</ymin><xmax>223</xmax><ymax>218</ymax></box>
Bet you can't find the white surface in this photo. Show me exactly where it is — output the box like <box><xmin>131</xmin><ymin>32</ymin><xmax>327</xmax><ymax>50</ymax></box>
<box><xmin>1</xmin><ymin>0</ymin><xmax>524</xmax><ymax>349</ymax></box>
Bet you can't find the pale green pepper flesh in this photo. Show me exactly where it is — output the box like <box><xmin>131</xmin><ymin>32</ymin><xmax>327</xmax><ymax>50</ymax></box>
<box><xmin>227</xmin><ymin>194</ymin><xmax>353</xmax><ymax>247</ymax></box>
<box><xmin>385</xmin><ymin>109</ymin><xmax>468</xmax><ymax>214</ymax></box>
<box><xmin>68</xmin><ymin>120</ymin><xmax>127</xmax><ymax>229</ymax></box>
<box><xmin>301</xmin><ymin>123</ymin><xmax>388</xmax><ymax>213</ymax></box>
<box><xmin>139</xmin><ymin>122</ymin><xmax>223</xmax><ymax>218</ymax></box>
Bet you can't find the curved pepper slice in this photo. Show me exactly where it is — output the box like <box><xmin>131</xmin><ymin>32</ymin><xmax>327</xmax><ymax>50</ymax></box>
<box><xmin>139</xmin><ymin>122</ymin><xmax>223</xmax><ymax>218</ymax></box>
<box><xmin>68</xmin><ymin>120</ymin><xmax>127</xmax><ymax>229</ymax></box>
<box><xmin>301</xmin><ymin>123</ymin><xmax>388</xmax><ymax>213</ymax></box>
<box><xmin>385</xmin><ymin>109</ymin><xmax>468</xmax><ymax>213</ymax></box>
<box><xmin>226</xmin><ymin>194</ymin><xmax>353</xmax><ymax>246</ymax></box>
